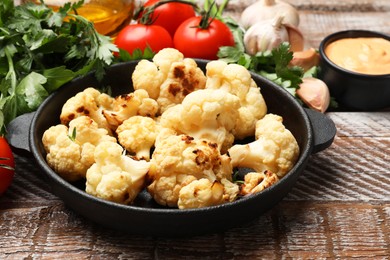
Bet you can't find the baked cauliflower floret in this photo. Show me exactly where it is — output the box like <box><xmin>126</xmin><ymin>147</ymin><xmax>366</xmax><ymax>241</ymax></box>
<box><xmin>157</xmin><ymin>58</ymin><xmax>206</xmax><ymax>113</ymax></box>
<box><xmin>178</xmin><ymin>178</ymin><xmax>224</xmax><ymax>209</ymax></box>
<box><xmin>103</xmin><ymin>89</ymin><xmax>158</xmax><ymax>130</ymax></box>
<box><xmin>85</xmin><ymin>141</ymin><xmax>150</xmax><ymax>204</ymax></box>
<box><xmin>151</xmin><ymin>47</ymin><xmax>186</xmax><ymax>78</ymax></box>
<box><xmin>132</xmin><ymin>48</ymin><xmax>206</xmax><ymax>114</ymax></box>
<box><xmin>228</xmin><ymin>114</ymin><xmax>299</xmax><ymax>178</ymax></box>
<box><xmin>159</xmin><ymin>89</ymin><xmax>241</xmax><ymax>153</ymax></box>
<box><xmin>42</xmin><ymin>116</ymin><xmax>116</xmax><ymax>182</ymax></box>
<box><xmin>205</xmin><ymin>60</ymin><xmax>267</xmax><ymax>139</ymax></box>
<box><xmin>116</xmin><ymin>115</ymin><xmax>160</xmax><ymax>161</ymax></box>
<box><xmin>240</xmin><ymin>170</ymin><xmax>279</xmax><ymax>196</ymax></box>
<box><xmin>60</xmin><ymin>87</ymin><xmax>114</xmax><ymax>133</ymax></box>
<box><xmin>147</xmin><ymin>134</ymin><xmax>239</xmax><ymax>208</ymax></box>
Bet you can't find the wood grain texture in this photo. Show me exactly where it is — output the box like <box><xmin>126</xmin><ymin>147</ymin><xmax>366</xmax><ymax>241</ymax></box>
<box><xmin>1</xmin><ymin>113</ymin><xmax>389</xmax><ymax>259</ymax></box>
<box><xmin>2</xmin><ymin>1</ymin><xmax>390</xmax><ymax>259</ymax></box>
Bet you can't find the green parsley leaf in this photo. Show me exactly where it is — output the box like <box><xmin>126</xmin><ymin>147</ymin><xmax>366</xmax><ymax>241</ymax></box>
<box><xmin>218</xmin><ymin>42</ymin><xmax>303</xmax><ymax>95</ymax></box>
<box><xmin>0</xmin><ymin>0</ymin><xmax>117</xmax><ymax>134</ymax></box>
<box><xmin>116</xmin><ymin>46</ymin><xmax>155</xmax><ymax>62</ymax></box>
<box><xmin>15</xmin><ymin>72</ymin><xmax>48</xmax><ymax>112</ymax></box>
<box><xmin>68</xmin><ymin>127</ymin><xmax>77</xmax><ymax>142</ymax></box>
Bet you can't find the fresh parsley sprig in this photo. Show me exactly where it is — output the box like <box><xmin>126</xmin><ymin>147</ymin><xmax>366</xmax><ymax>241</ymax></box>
<box><xmin>218</xmin><ymin>42</ymin><xmax>304</xmax><ymax>95</ymax></box>
<box><xmin>0</xmin><ymin>0</ymin><xmax>118</xmax><ymax>134</ymax></box>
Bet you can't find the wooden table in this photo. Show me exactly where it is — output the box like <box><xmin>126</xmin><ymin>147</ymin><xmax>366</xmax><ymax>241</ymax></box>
<box><xmin>1</xmin><ymin>0</ymin><xmax>389</xmax><ymax>258</ymax></box>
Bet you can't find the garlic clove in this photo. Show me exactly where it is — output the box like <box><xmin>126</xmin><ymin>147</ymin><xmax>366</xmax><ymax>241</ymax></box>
<box><xmin>296</xmin><ymin>77</ymin><xmax>330</xmax><ymax>113</ymax></box>
<box><xmin>289</xmin><ymin>48</ymin><xmax>320</xmax><ymax>71</ymax></box>
<box><xmin>284</xmin><ymin>24</ymin><xmax>304</xmax><ymax>52</ymax></box>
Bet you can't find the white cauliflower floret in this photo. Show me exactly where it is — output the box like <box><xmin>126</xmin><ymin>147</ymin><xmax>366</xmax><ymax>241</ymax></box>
<box><xmin>132</xmin><ymin>59</ymin><xmax>164</xmax><ymax>100</ymax></box>
<box><xmin>42</xmin><ymin>116</ymin><xmax>116</xmax><ymax>182</ymax></box>
<box><xmin>178</xmin><ymin>179</ymin><xmax>224</xmax><ymax>209</ymax></box>
<box><xmin>152</xmin><ymin>48</ymin><xmax>185</xmax><ymax>77</ymax></box>
<box><xmin>116</xmin><ymin>115</ymin><xmax>160</xmax><ymax>161</ymax></box>
<box><xmin>103</xmin><ymin>89</ymin><xmax>158</xmax><ymax>130</ymax></box>
<box><xmin>240</xmin><ymin>170</ymin><xmax>279</xmax><ymax>196</ymax></box>
<box><xmin>85</xmin><ymin>141</ymin><xmax>150</xmax><ymax>204</ymax></box>
<box><xmin>178</xmin><ymin>178</ymin><xmax>239</xmax><ymax>209</ymax></box>
<box><xmin>205</xmin><ymin>60</ymin><xmax>267</xmax><ymax>139</ymax></box>
<box><xmin>228</xmin><ymin>114</ymin><xmax>299</xmax><ymax>178</ymax></box>
<box><xmin>60</xmin><ymin>87</ymin><xmax>114</xmax><ymax>133</ymax></box>
<box><xmin>157</xmin><ymin>58</ymin><xmax>207</xmax><ymax>113</ymax></box>
<box><xmin>159</xmin><ymin>89</ymin><xmax>241</xmax><ymax>153</ymax></box>
<box><xmin>132</xmin><ymin>48</ymin><xmax>206</xmax><ymax>114</ymax></box>
<box><xmin>147</xmin><ymin>134</ymin><xmax>239</xmax><ymax>208</ymax></box>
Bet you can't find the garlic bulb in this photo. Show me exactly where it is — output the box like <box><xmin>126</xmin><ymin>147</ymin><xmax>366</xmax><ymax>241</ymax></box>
<box><xmin>243</xmin><ymin>16</ymin><xmax>289</xmax><ymax>55</ymax></box>
<box><xmin>240</xmin><ymin>0</ymin><xmax>300</xmax><ymax>29</ymax></box>
<box><xmin>243</xmin><ymin>15</ymin><xmax>304</xmax><ymax>55</ymax></box>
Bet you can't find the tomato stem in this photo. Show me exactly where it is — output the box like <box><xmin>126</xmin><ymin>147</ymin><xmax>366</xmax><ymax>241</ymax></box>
<box><xmin>135</xmin><ymin>0</ymin><xmax>199</xmax><ymax>25</ymax></box>
<box><xmin>197</xmin><ymin>1</ymin><xmax>216</xmax><ymax>29</ymax></box>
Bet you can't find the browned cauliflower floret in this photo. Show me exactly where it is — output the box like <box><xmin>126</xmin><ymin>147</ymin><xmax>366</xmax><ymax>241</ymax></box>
<box><xmin>116</xmin><ymin>116</ymin><xmax>160</xmax><ymax>161</ymax></box>
<box><xmin>178</xmin><ymin>178</ymin><xmax>224</xmax><ymax>209</ymax></box>
<box><xmin>42</xmin><ymin>116</ymin><xmax>116</xmax><ymax>182</ymax></box>
<box><xmin>60</xmin><ymin>87</ymin><xmax>114</xmax><ymax>133</ymax></box>
<box><xmin>240</xmin><ymin>170</ymin><xmax>279</xmax><ymax>196</ymax></box>
<box><xmin>103</xmin><ymin>89</ymin><xmax>158</xmax><ymax>130</ymax></box>
<box><xmin>228</xmin><ymin>114</ymin><xmax>299</xmax><ymax>178</ymax></box>
<box><xmin>85</xmin><ymin>141</ymin><xmax>150</xmax><ymax>204</ymax></box>
<box><xmin>132</xmin><ymin>48</ymin><xmax>206</xmax><ymax>114</ymax></box>
<box><xmin>205</xmin><ymin>60</ymin><xmax>267</xmax><ymax>139</ymax></box>
<box><xmin>147</xmin><ymin>134</ymin><xmax>239</xmax><ymax>209</ymax></box>
<box><xmin>159</xmin><ymin>89</ymin><xmax>241</xmax><ymax>153</ymax></box>
<box><xmin>157</xmin><ymin>58</ymin><xmax>207</xmax><ymax>113</ymax></box>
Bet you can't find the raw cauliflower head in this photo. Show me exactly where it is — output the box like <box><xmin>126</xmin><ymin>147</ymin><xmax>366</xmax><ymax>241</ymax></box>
<box><xmin>42</xmin><ymin>116</ymin><xmax>117</xmax><ymax>182</ymax></box>
<box><xmin>116</xmin><ymin>115</ymin><xmax>160</xmax><ymax>161</ymax></box>
<box><xmin>85</xmin><ymin>141</ymin><xmax>150</xmax><ymax>204</ymax></box>
<box><xmin>228</xmin><ymin>114</ymin><xmax>300</xmax><ymax>178</ymax></box>
<box><xmin>159</xmin><ymin>89</ymin><xmax>241</xmax><ymax>153</ymax></box>
<box><xmin>205</xmin><ymin>60</ymin><xmax>267</xmax><ymax>139</ymax></box>
<box><xmin>103</xmin><ymin>89</ymin><xmax>158</xmax><ymax>130</ymax></box>
<box><xmin>132</xmin><ymin>48</ymin><xmax>207</xmax><ymax>114</ymax></box>
<box><xmin>147</xmin><ymin>134</ymin><xmax>239</xmax><ymax>208</ymax></box>
<box><xmin>60</xmin><ymin>87</ymin><xmax>114</xmax><ymax>133</ymax></box>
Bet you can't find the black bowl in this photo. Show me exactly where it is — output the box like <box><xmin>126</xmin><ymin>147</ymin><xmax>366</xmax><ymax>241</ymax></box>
<box><xmin>318</xmin><ymin>30</ymin><xmax>390</xmax><ymax>111</ymax></box>
<box><xmin>7</xmin><ymin>60</ymin><xmax>336</xmax><ymax>237</ymax></box>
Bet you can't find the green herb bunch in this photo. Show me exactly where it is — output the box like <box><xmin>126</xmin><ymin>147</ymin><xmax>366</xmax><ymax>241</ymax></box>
<box><xmin>218</xmin><ymin>40</ymin><xmax>304</xmax><ymax>96</ymax></box>
<box><xmin>0</xmin><ymin>0</ymin><xmax>118</xmax><ymax>134</ymax></box>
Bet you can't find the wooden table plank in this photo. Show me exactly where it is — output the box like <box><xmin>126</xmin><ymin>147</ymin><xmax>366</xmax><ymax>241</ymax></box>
<box><xmin>2</xmin><ymin>1</ymin><xmax>390</xmax><ymax>258</ymax></box>
<box><xmin>1</xmin><ymin>202</ymin><xmax>389</xmax><ymax>258</ymax></box>
<box><xmin>1</xmin><ymin>113</ymin><xmax>389</xmax><ymax>259</ymax></box>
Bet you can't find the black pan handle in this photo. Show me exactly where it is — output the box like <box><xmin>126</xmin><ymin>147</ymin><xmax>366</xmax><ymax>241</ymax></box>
<box><xmin>305</xmin><ymin>108</ymin><xmax>337</xmax><ymax>154</ymax></box>
<box><xmin>6</xmin><ymin>112</ymin><xmax>35</xmax><ymax>155</ymax></box>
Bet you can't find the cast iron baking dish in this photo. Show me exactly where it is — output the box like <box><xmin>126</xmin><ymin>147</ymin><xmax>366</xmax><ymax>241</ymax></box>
<box><xmin>7</xmin><ymin>60</ymin><xmax>336</xmax><ymax>237</ymax></box>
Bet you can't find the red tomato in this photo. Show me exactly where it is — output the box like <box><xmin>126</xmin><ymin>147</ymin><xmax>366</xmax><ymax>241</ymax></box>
<box><xmin>114</xmin><ymin>24</ymin><xmax>173</xmax><ymax>56</ymax></box>
<box><xmin>141</xmin><ymin>0</ymin><xmax>196</xmax><ymax>37</ymax></box>
<box><xmin>173</xmin><ymin>17</ymin><xmax>235</xmax><ymax>60</ymax></box>
<box><xmin>0</xmin><ymin>137</ymin><xmax>15</xmax><ymax>196</ymax></box>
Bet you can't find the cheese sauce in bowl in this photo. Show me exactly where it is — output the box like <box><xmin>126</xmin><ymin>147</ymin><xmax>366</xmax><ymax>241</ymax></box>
<box><xmin>318</xmin><ymin>30</ymin><xmax>390</xmax><ymax>110</ymax></box>
<box><xmin>325</xmin><ymin>37</ymin><xmax>390</xmax><ymax>75</ymax></box>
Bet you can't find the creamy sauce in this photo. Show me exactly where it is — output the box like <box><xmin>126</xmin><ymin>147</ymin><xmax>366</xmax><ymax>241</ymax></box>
<box><xmin>325</xmin><ymin>37</ymin><xmax>390</xmax><ymax>75</ymax></box>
